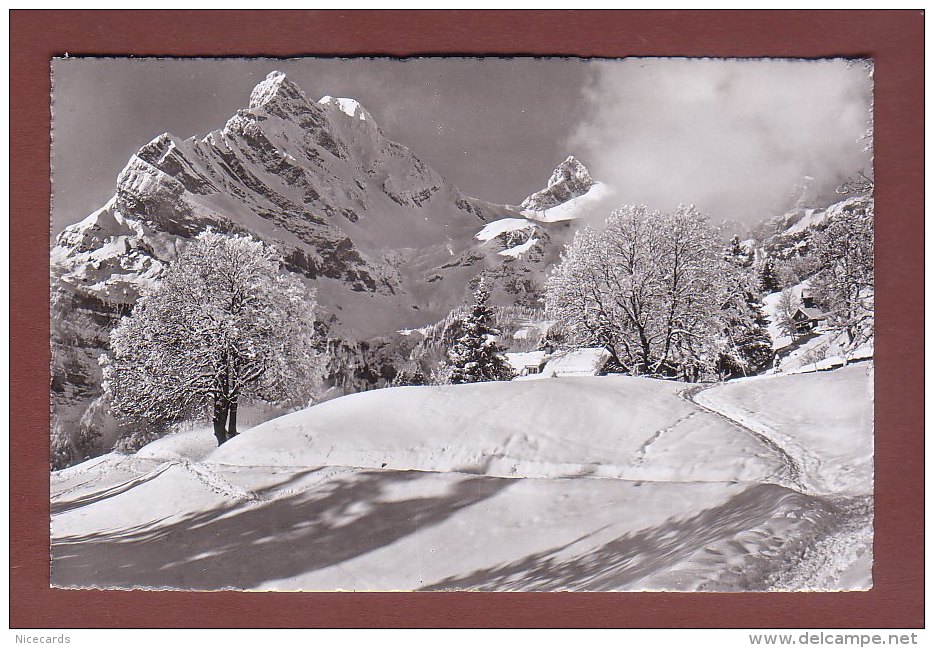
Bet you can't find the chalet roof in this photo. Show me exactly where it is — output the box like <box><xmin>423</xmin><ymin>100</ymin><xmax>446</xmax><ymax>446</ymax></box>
<box><xmin>544</xmin><ymin>347</ymin><xmax>612</xmax><ymax>377</ymax></box>
<box><xmin>794</xmin><ymin>306</ymin><xmax>826</xmax><ymax>321</ymax></box>
<box><xmin>505</xmin><ymin>351</ymin><xmax>550</xmax><ymax>371</ymax></box>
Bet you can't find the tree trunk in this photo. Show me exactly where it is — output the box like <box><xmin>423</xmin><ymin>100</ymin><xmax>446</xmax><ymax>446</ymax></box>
<box><xmin>213</xmin><ymin>398</ymin><xmax>229</xmax><ymax>446</ymax></box>
<box><xmin>227</xmin><ymin>400</ymin><xmax>239</xmax><ymax>439</ymax></box>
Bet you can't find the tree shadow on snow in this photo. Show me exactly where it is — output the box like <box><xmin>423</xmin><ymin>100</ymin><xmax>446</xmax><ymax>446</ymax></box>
<box><xmin>420</xmin><ymin>483</ymin><xmax>835</xmax><ymax>592</ymax></box>
<box><xmin>51</xmin><ymin>469</ymin><xmax>511</xmax><ymax>590</ymax></box>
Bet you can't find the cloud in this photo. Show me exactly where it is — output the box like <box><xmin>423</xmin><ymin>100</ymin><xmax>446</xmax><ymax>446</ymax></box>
<box><xmin>568</xmin><ymin>59</ymin><xmax>872</xmax><ymax>227</ymax></box>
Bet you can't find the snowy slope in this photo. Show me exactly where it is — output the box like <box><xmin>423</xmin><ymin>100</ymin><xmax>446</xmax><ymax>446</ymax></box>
<box><xmin>695</xmin><ymin>363</ymin><xmax>873</xmax><ymax>496</ymax></box>
<box><xmin>209</xmin><ymin>376</ymin><xmax>780</xmax><ymax>483</ymax></box>
<box><xmin>52</xmin><ymin>366</ymin><xmax>873</xmax><ymax>591</ymax></box>
<box><xmin>760</xmin><ymin>279</ymin><xmax>870</xmax><ymax>374</ymax></box>
<box><xmin>499</xmin><ymin>237</ymin><xmax>539</xmax><ymax>258</ymax></box>
<box><xmin>475</xmin><ymin>218</ymin><xmax>535</xmax><ymax>242</ymax></box>
<box><xmin>779</xmin><ymin>195</ymin><xmax>866</xmax><ymax>237</ymax></box>
<box><xmin>693</xmin><ymin>364</ymin><xmax>874</xmax><ymax>589</ymax></box>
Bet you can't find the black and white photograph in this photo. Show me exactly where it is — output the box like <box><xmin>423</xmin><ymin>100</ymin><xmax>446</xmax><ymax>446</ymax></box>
<box><xmin>49</xmin><ymin>57</ymin><xmax>875</xmax><ymax>592</ymax></box>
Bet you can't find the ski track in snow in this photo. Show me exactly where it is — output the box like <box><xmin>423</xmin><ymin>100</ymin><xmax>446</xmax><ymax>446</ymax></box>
<box><xmin>54</xmin><ymin>457</ymin><xmax>277</xmax><ymax>508</ymax></box>
<box><xmin>175</xmin><ymin>460</ymin><xmax>265</xmax><ymax>503</ymax></box>
<box><xmin>630</xmin><ymin>410</ymin><xmax>697</xmax><ymax>467</ymax></box>
<box><xmin>51</xmin><ymin>461</ymin><xmax>175</xmax><ymax>513</ymax></box>
<box><xmin>679</xmin><ymin>384</ymin><xmax>804</xmax><ymax>492</ymax></box>
<box><xmin>678</xmin><ymin>381</ymin><xmax>872</xmax><ymax>590</ymax></box>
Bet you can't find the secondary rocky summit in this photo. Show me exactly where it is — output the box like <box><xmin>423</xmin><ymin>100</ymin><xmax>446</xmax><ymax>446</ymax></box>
<box><xmin>521</xmin><ymin>155</ymin><xmax>596</xmax><ymax>211</ymax></box>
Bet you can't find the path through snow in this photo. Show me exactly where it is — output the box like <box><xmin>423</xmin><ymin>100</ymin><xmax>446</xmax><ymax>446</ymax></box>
<box><xmin>682</xmin><ymin>364</ymin><xmax>874</xmax><ymax>590</ymax></box>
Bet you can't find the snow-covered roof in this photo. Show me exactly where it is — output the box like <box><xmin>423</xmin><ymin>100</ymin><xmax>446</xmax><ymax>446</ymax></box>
<box><xmin>794</xmin><ymin>307</ymin><xmax>826</xmax><ymax>321</ymax></box>
<box><xmin>543</xmin><ymin>347</ymin><xmax>612</xmax><ymax>377</ymax></box>
<box><xmin>505</xmin><ymin>351</ymin><xmax>550</xmax><ymax>371</ymax></box>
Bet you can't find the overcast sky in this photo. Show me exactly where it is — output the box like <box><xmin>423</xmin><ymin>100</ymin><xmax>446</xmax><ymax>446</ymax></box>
<box><xmin>51</xmin><ymin>57</ymin><xmax>872</xmax><ymax>234</ymax></box>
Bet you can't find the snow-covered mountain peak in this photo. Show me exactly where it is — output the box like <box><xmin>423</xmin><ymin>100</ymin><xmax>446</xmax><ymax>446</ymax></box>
<box><xmin>248</xmin><ymin>70</ymin><xmax>313</xmax><ymax>114</ymax></box>
<box><xmin>548</xmin><ymin>155</ymin><xmax>593</xmax><ymax>189</ymax></box>
<box><xmin>521</xmin><ymin>155</ymin><xmax>597</xmax><ymax>211</ymax></box>
<box><xmin>318</xmin><ymin>95</ymin><xmax>372</xmax><ymax>122</ymax></box>
<box><xmin>129</xmin><ymin>132</ymin><xmax>197</xmax><ymax>177</ymax></box>
<box><xmin>50</xmin><ymin>72</ymin><xmax>636</xmax><ymax>452</ymax></box>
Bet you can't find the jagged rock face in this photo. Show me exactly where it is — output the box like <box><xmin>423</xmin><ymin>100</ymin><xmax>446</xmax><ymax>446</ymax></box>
<box><xmin>59</xmin><ymin>74</ymin><xmax>534</xmax><ymax>324</ymax></box>
<box><xmin>521</xmin><ymin>156</ymin><xmax>596</xmax><ymax>211</ymax></box>
<box><xmin>53</xmin><ymin>72</ymin><xmax>514</xmax><ymax>312</ymax></box>
<box><xmin>51</xmin><ymin>202</ymin><xmax>181</xmax><ymax>305</ymax></box>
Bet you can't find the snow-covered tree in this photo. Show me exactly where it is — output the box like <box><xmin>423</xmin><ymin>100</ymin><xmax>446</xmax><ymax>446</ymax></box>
<box><xmin>809</xmin><ymin>194</ymin><xmax>874</xmax><ymax>346</ymax></box>
<box><xmin>545</xmin><ymin>205</ymin><xmax>730</xmax><ymax>381</ymax></box>
<box><xmin>716</xmin><ymin>282</ymin><xmax>773</xmax><ymax>379</ymax></box>
<box><xmin>50</xmin><ymin>422</ymin><xmax>80</xmax><ymax>471</ymax></box>
<box><xmin>837</xmin><ymin>170</ymin><xmax>874</xmax><ymax>196</ymax></box>
<box><xmin>726</xmin><ymin>235</ymin><xmax>754</xmax><ymax>268</ymax></box>
<box><xmin>720</xmin><ymin>241</ymin><xmax>772</xmax><ymax>377</ymax></box>
<box><xmin>775</xmin><ymin>288</ymin><xmax>801</xmax><ymax>340</ymax></box>
<box><xmin>776</xmin><ymin>254</ymin><xmax>820</xmax><ymax>289</ymax></box>
<box><xmin>447</xmin><ymin>282</ymin><xmax>514</xmax><ymax>384</ymax></box>
<box><xmin>759</xmin><ymin>257</ymin><xmax>780</xmax><ymax>293</ymax></box>
<box><xmin>102</xmin><ymin>230</ymin><xmax>322</xmax><ymax>446</ymax></box>
<box><xmin>389</xmin><ymin>367</ymin><xmax>430</xmax><ymax>387</ymax></box>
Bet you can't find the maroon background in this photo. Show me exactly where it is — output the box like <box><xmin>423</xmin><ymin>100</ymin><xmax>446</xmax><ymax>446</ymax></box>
<box><xmin>10</xmin><ymin>10</ymin><xmax>924</xmax><ymax>628</ymax></box>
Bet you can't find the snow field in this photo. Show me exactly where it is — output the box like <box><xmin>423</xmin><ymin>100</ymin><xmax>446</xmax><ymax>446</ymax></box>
<box><xmin>475</xmin><ymin>218</ymin><xmax>536</xmax><ymax>242</ymax></box>
<box><xmin>52</xmin><ymin>462</ymin><xmax>824</xmax><ymax>591</ymax></box>
<box><xmin>498</xmin><ymin>237</ymin><xmax>539</xmax><ymax>258</ymax></box>
<box><xmin>692</xmin><ymin>363</ymin><xmax>874</xmax><ymax>590</ymax></box>
<box><xmin>51</xmin><ymin>365</ymin><xmax>874</xmax><ymax>591</ymax></box>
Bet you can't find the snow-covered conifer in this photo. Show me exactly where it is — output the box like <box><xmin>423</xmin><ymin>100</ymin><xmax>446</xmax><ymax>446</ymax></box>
<box><xmin>447</xmin><ymin>282</ymin><xmax>514</xmax><ymax>384</ymax></box>
<box><xmin>717</xmin><ymin>282</ymin><xmax>773</xmax><ymax>379</ymax></box>
<box><xmin>726</xmin><ymin>235</ymin><xmax>754</xmax><ymax>268</ymax></box>
<box><xmin>102</xmin><ymin>230</ymin><xmax>322</xmax><ymax>446</ymax></box>
<box><xmin>759</xmin><ymin>257</ymin><xmax>780</xmax><ymax>293</ymax></box>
